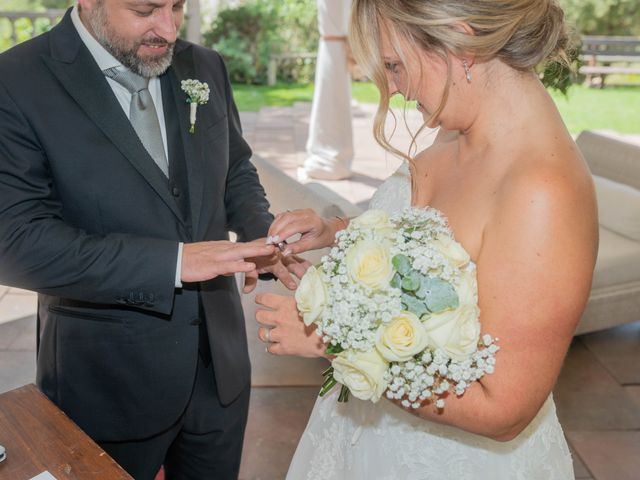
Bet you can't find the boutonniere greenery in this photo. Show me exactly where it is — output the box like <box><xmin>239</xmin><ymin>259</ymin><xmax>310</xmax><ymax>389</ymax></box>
<box><xmin>181</xmin><ymin>79</ymin><xmax>210</xmax><ymax>133</ymax></box>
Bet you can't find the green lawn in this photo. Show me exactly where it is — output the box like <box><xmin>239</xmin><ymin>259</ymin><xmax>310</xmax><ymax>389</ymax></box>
<box><xmin>232</xmin><ymin>82</ymin><xmax>640</xmax><ymax>134</ymax></box>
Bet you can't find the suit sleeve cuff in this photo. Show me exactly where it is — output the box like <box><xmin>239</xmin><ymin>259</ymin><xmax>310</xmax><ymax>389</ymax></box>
<box><xmin>175</xmin><ymin>242</ymin><xmax>183</xmax><ymax>288</ymax></box>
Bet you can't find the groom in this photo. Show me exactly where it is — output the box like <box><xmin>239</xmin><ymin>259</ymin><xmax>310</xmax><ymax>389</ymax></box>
<box><xmin>0</xmin><ymin>0</ymin><xmax>294</xmax><ymax>478</ymax></box>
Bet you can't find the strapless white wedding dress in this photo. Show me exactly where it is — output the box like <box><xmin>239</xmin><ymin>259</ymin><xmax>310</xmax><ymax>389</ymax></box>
<box><xmin>286</xmin><ymin>164</ymin><xmax>574</xmax><ymax>480</ymax></box>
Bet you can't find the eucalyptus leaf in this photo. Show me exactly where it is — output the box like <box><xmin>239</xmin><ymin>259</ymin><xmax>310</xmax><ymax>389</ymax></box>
<box><xmin>401</xmin><ymin>293</ymin><xmax>429</xmax><ymax>317</ymax></box>
<box><xmin>419</xmin><ymin>277</ymin><xmax>459</xmax><ymax>313</ymax></box>
<box><xmin>392</xmin><ymin>254</ymin><xmax>412</xmax><ymax>276</ymax></box>
<box><xmin>401</xmin><ymin>271</ymin><xmax>421</xmax><ymax>292</ymax></box>
<box><xmin>390</xmin><ymin>273</ymin><xmax>403</xmax><ymax>289</ymax></box>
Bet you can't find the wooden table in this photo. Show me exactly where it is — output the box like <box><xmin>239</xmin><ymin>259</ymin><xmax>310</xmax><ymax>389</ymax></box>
<box><xmin>0</xmin><ymin>384</ymin><xmax>132</xmax><ymax>480</ymax></box>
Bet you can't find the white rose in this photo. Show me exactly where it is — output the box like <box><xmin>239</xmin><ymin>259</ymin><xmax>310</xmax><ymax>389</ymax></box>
<box><xmin>332</xmin><ymin>350</ymin><xmax>389</xmax><ymax>402</ymax></box>
<box><xmin>295</xmin><ymin>266</ymin><xmax>328</xmax><ymax>326</ymax></box>
<box><xmin>434</xmin><ymin>235</ymin><xmax>470</xmax><ymax>268</ymax></box>
<box><xmin>456</xmin><ymin>268</ymin><xmax>478</xmax><ymax>306</ymax></box>
<box><xmin>375</xmin><ymin>311</ymin><xmax>429</xmax><ymax>362</ymax></box>
<box><xmin>345</xmin><ymin>239</ymin><xmax>395</xmax><ymax>290</ymax></box>
<box><xmin>422</xmin><ymin>304</ymin><xmax>481</xmax><ymax>361</ymax></box>
<box><xmin>349</xmin><ymin>209</ymin><xmax>392</xmax><ymax>232</ymax></box>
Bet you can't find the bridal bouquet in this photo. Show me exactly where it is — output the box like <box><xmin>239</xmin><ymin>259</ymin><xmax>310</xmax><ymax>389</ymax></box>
<box><xmin>295</xmin><ymin>208</ymin><xmax>499</xmax><ymax>409</ymax></box>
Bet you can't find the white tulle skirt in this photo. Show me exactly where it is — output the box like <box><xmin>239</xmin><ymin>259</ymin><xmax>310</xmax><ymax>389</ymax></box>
<box><xmin>286</xmin><ymin>390</ymin><xmax>574</xmax><ymax>480</ymax></box>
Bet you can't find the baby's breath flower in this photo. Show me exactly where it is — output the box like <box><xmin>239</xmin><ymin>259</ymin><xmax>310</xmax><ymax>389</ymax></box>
<box><xmin>297</xmin><ymin>207</ymin><xmax>499</xmax><ymax>408</ymax></box>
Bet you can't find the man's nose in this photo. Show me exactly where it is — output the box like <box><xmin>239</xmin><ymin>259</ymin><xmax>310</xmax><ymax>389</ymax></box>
<box><xmin>153</xmin><ymin>7</ymin><xmax>178</xmax><ymax>43</ymax></box>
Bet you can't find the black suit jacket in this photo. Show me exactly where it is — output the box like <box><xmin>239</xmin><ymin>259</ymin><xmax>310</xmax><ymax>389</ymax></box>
<box><xmin>0</xmin><ymin>10</ymin><xmax>272</xmax><ymax>441</ymax></box>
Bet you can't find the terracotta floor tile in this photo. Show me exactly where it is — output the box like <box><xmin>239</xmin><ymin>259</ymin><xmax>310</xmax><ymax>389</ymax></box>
<box><xmin>569</xmin><ymin>442</ymin><xmax>593</xmax><ymax>479</ymax></box>
<box><xmin>0</xmin><ymin>350</ymin><xmax>36</xmax><ymax>394</ymax></box>
<box><xmin>0</xmin><ymin>292</ymin><xmax>37</xmax><ymax>326</ymax></box>
<box><xmin>580</xmin><ymin>321</ymin><xmax>640</xmax><ymax>385</ymax></box>
<box><xmin>240</xmin><ymin>387</ymin><xmax>318</xmax><ymax>480</ymax></box>
<box><xmin>5</xmin><ymin>315</ymin><xmax>37</xmax><ymax>351</ymax></box>
<box><xmin>554</xmin><ymin>339</ymin><xmax>640</xmax><ymax>430</ymax></box>
<box><xmin>624</xmin><ymin>386</ymin><xmax>640</xmax><ymax>410</ymax></box>
<box><xmin>567</xmin><ymin>430</ymin><xmax>640</xmax><ymax>480</ymax></box>
<box><xmin>6</xmin><ymin>288</ymin><xmax>35</xmax><ymax>295</ymax></box>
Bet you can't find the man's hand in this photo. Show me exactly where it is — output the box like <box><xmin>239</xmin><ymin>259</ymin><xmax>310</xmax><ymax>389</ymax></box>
<box><xmin>243</xmin><ymin>239</ymin><xmax>312</xmax><ymax>293</ymax></box>
<box><xmin>181</xmin><ymin>241</ymin><xmax>276</xmax><ymax>283</ymax></box>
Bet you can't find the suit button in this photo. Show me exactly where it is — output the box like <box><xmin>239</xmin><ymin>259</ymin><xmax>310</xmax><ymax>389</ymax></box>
<box><xmin>172</xmin><ymin>186</ymin><xmax>180</xmax><ymax>197</ymax></box>
<box><xmin>190</xmin><ymin>318</ymin><xmax>202</xmax><ymax>326</ymax></box>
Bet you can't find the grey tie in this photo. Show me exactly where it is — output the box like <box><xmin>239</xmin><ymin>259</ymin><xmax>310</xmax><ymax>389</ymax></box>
<box><xmin>104</xmin><ymin>67</ymin><xmax>169</xmax><ymax>177</ymax></box>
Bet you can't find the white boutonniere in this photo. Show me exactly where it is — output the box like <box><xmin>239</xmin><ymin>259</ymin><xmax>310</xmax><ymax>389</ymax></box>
<box><xmin>181</xmin><ymin>79</ymin><xmax>210</xmax><ymax>134</ymax></box>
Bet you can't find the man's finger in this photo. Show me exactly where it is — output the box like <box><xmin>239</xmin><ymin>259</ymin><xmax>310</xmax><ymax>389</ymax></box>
<box><xmin>216</xmin><ymin>261</ymin><xmax>256</xmax><ymax>276</ymax></box>
<box><xmin>227</xmin><ymin>243</ymin><xmax>276</xmax><ymax>260</ymax></box>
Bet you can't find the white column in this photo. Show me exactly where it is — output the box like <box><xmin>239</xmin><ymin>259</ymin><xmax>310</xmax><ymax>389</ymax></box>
<box><xmin>301</xmin><ymin>0</ymin><xmax>354</xmax><ymax>180</ymax></box>
<box><xmin>185</xmin><ymin>0</ymin><xmax>202</xmax><ymax>45</ymax></box>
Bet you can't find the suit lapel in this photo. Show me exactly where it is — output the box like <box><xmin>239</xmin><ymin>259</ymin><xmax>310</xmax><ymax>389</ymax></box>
<box><xmin>163</xmin><ymin>44</ymin><xmax>205</xmax><ymax>239</ymax></box>
<box><xmin>42</xmin><ymin>10</ymin><xmax>186</xmax><ymax>227</ymax></box>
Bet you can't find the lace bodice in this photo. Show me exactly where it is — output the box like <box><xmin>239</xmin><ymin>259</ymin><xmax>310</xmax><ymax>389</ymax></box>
<box><xmin>369</xmin><ymin>162</ymin><xmax>412</xmax><ymax>214</ymax></box>
<box><xmin>286</xmin><ymin>164</ymin><xmax>574</xmax><ymax>480</ymax></box>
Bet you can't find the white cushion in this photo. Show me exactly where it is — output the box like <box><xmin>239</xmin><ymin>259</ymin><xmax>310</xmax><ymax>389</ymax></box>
<box><xmin>593</xmin><ymin>174</ymin><xmax>640</xmax><ymax>241</ymax></box>
<box><xmin>592</xmin><ymin>227</ymin><xmax>640</xmax><ymax>289</ymax></box>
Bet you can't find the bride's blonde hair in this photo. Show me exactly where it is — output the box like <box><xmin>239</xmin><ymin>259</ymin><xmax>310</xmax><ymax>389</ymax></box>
<box><xmin>349</xmin><ymin>0</ymin><xmax>570</xmax><ymax>192</ymax></box>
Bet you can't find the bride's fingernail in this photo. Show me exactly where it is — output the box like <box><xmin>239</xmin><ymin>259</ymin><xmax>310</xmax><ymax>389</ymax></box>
<box><xmin>266</xmin><ymin>236</ymin><xmax>273</xmax><ymax>244</ymax></box>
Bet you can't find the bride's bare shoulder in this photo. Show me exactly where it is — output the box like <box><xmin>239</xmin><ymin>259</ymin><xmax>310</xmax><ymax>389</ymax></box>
<box><xmin>433</xmin><ymin>127</ymin><xmax>460</xmax><ymax>145</ymax></box>
<box><xmin>413</xmin><ymin>128</ymin><xmax>458</xmax><ymax>164</ymax></box>
<box><xmin>492</xmin><ymin>134</ymin><xmax>598</xmax><ymax>241</ymax></box>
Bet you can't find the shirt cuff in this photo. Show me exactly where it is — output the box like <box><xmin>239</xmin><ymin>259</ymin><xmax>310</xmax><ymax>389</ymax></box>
<box><xmin>175</xmin><ymin>242</ymin><xmax>183</xmax><ymax>288</ymax></box>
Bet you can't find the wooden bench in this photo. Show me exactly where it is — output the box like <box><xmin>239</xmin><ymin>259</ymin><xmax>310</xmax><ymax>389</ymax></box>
<box><xmin>267</xmin><ymin>52</ymin><xmax>317</xmax><ymax>86</ymax></box>
<box><xmin>579</xmin><ymin>36</ymin><xmax>640</xmax><ymax>88</ymax></box>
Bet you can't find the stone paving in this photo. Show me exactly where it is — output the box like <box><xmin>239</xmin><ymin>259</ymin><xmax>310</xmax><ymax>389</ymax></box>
<box><xmin>0</xmin><ymin>102</ymin><xmax>639</xmax><ymax>480</ymax></box>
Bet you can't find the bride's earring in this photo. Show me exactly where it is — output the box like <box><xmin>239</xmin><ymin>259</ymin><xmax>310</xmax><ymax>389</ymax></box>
<box><xmin>463</xmin><ymin>60</ymin><xmax>472</xmax><ymax>83</ymax></box>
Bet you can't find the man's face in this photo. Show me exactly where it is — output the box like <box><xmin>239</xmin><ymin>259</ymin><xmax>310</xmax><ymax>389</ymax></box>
<box><xmin>79</xmin><ymin>0</ymin><xmax>185</xmax><ymax>77</ymax></box>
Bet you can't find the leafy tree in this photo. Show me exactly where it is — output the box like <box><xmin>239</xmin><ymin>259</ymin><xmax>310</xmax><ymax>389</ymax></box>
<box><xmin>202</xmin><ymin>0</ymin><xmax>318</xmax><ymax>84</ymax></box>
<box><xmin>559</xmin><ymin>0</ymin><xmax>640</xmax><ymax>35</ymax></box>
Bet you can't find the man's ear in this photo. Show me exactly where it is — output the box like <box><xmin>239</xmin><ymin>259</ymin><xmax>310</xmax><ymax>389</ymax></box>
<box><xmin>77</xmin><ymin>0</ymin><xmax>97</xmax><ymax>14</ymax></box>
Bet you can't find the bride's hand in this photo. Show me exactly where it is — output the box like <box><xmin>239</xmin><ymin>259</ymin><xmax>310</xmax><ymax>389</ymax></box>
<box><xmin>268</xmin><ymin>209</ymin><xmax>348</xmax><ymax>255</ymax></box>
<box><xmin>255</xmin><ymin>293</ymin><xmax>327</xmax><ymax>358</ymax></box>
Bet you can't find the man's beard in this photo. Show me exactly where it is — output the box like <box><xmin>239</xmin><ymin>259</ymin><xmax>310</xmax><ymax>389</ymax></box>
<box><xmin>88</xmin><ymin>2</ymin><xmax>175</xmax><ymax>78</ymax></box>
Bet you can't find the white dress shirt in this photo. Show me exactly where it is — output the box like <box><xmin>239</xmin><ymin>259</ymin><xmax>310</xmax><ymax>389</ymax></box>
<box><xmin>71</xmin><ymin>6</ymin><xmax>183</xmax><ymax>288</ymax></box>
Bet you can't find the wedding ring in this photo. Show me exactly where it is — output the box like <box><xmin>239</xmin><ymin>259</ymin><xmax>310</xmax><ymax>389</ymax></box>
<box><xmin>265</xmin><ymin>327</ymin><xmax>272</xmax><ymax>343</ymax></box>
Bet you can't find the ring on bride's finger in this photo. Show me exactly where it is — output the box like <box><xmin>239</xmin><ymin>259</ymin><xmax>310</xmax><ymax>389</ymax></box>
<box><xmin>265</xmin><ymin>328</ymin><xmax>272</xmax><ymax>343</ymax></box>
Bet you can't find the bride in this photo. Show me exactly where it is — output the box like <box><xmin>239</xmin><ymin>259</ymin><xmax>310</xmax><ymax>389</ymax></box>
<box><xmin>255</xmin><ymin>0</ymin><xmax>598</xmax><ymax>478</ymax></box>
